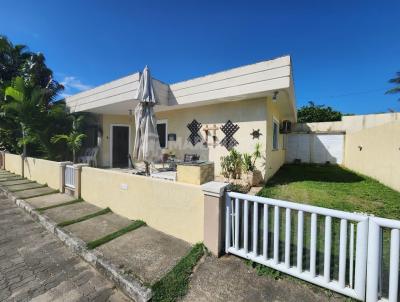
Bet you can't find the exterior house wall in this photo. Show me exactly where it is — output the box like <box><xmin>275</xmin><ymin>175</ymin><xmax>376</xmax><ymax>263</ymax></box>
<box><xmin>4</xmin><ymin>153</ymin><xmax>23</xmax><ymax>175</ymax></box>
<box><xmin>80</xmin><ymin>167</ymin><xmax>204</xmax><ymax>244</ymax></box>
<box><xmin>344</xmin><ymin>120</ymin><xmax>400</xmax><ymax>192</ymax></box>
<box><xmin>97</xmin><ymin>97</ymin><xmax>287</xmax><ymax>180</ymax></box>
<box><xmin>23</xmin><ymin>157</ymin><xmax>61</xmax><ymax>190</ymax></box>
<box><xmin>155</xmin><ymin>98</ymin><xmax>268</xmax><ymax>177</ymax></box>
<box><xmin>99</xmin><ymin>114</ymin><xmax>135</xmax><ymax>167</ymax></box>
<box><xmin>265</xmin><ymin>99</ymin><xmax>286</xmax><ymax>179</ymax></box>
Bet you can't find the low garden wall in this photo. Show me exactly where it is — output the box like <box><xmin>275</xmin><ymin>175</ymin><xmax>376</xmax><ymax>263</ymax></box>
<box><xmin>23</xmin><ymin>157</ymin><xmax>61</xmax><ymax>190</ymax></box>
<box><xmin>80</xmin><ymin>167</ymin><xmax>205</xmax><ymax>244</ymax></box>
<box><xmin>4</xmin><ymin>153</ymin><xmax>23</xmax><ymax>175</ymax></box>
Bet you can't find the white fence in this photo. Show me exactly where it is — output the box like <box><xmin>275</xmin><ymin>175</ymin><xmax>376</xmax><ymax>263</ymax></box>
<box><xmin>64</xmin><ymin>165</ymin><xmax>75</xmax><ymax>189</ymax></box>
<box><xmin>225</xmin><ymin>191</ymin><xmax>400</xmax><ymax>301</ymax></box>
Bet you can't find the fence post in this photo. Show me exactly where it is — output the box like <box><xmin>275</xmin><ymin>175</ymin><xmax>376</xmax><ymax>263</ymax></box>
<box><xmin>0</xmin><ymin>151</ymin><xmax>5</xmax><ymax>170</ymax></box>
<box><xmin>201</xmin><ymin>181</ymin><xmax>229</xmax><ymax>256</ymax></box>
<box><xmin>20</xmin><ymin>155</ymin><xmax>24</xmax><ymax>178</ymax></box>
<box><xmin>73</xmin><ymin>163</ymin><xmax>88</xmax><ymax>199</ymax></box>
<box><xmin>58</xmin><ymin>161</ymin><xmax>72</xmax><ymax>193</ymax></box>
<box><xmin>366</xmin><ymin>218</ymin><xmax>380</xmax><ymax>302</ymax></box>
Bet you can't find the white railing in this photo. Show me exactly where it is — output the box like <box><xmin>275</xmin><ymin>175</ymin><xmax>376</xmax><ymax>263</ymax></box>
<box><xmin>366</xmin><ymin>217</ymin><xmax>400</xmax><ymax>302</ymax></box>
<box><xmin>64</xmin><ymin>165</ymin><xmax>75</xmax><ymax>189</ymax></box>
<box><xmin>225</xmin><ymin>191</ymin><xmax>370</xmax><ymax>300</ymax></box>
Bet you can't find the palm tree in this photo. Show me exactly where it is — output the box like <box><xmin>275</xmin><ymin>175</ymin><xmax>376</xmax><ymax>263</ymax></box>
<box><xmin>2</xmin><ymin>77</ymin><xmax>43</xmax><ymax>156</ymax></box>
<box><xmin>51</xmin><ymin>115</ymin><xmax>86</xmax><ymax>163</ymax></box>
<box><xmin>386</xmin><ymin>71</ymin><xmax>400</xmax><ymax>101</ymax></box>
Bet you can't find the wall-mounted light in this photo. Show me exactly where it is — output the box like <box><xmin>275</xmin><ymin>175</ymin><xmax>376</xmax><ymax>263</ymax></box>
<box><xmin>272</xmin><ymin>91</ymin><xmax>279</xmax><ymax>102</ymax></box>
<box><xmin>128</xmin><ymin>109</ymin><xmax>133</xmax><ymax>116</ymax></box>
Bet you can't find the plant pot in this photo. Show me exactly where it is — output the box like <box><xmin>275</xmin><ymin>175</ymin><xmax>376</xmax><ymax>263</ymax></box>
<box><xmin>243</xmin><ymin>170</ymin><xmax>263</xmax><ymax>186</ymax></box>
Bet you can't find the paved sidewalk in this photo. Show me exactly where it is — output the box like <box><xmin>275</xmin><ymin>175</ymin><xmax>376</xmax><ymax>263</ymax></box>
<box><xmin>0</xmin><ymin>195</ymin><xmax>130</xmax><ymax>302</ymax></box>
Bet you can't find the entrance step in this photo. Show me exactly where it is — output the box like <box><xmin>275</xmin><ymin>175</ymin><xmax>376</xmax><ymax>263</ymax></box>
<box><xmin>64</xmin><ymin>212</ymin><xmax>133</xmax><ymax>243</ymax></box>
<box><xmin>26</xmin><ymin>193</ymin><xmax>76</xmax><ymax>209</ymax></box>
<box><xmin>97</xmin><ymin>226</ymin><xmax>191</xmax><ymax>286</ymax></box>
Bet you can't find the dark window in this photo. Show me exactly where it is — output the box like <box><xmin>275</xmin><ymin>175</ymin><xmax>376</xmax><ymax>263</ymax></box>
<box><xmin>273</xmin><ymin>120</ymin><xmax>279</xmax><ymax>150</ymax></box>
<box><xmin>157</xmin><ymin>122</ymin><xmax>167</xmax><ymax>148</ymax></box>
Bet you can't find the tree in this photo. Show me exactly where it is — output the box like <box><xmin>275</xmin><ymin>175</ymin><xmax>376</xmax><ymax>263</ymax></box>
<box><xmin>0</xmin><ymin>35</ymin><xmax>68</xmax><ymax>158</ymax></box>
<box><xmin>297</xmin><ymin>101</ymin><xmax>342</xmax><ymax>123</ymax></box>
<box><xmin>51</xmin><ymin>115</ymin><xmax>86</xmax><ymax>163</ymax></box>
<box><xmin>385</xmin><ymin>71</ymin><xmax>400</xmax><ymax>101</ymax></box>
<box><xmin>2</xmin><ymin>77</ymin><xmax>69</xmax><ymax>158</ymax></box>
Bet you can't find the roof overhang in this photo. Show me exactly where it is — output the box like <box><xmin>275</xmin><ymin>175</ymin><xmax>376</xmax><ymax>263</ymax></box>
<box><xmin>65</xmin><ymin>55</ymin><xmax>297</xmax><ymax>121</ymax></box>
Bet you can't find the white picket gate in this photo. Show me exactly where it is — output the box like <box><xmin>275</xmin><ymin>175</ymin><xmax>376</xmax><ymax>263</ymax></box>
<box><xmin>225</xmin><ymin>191</ymin><xmax>400</xmax><ymax>301</ymax></box>
<box><xmin>64</xmin><ymin>165</ymin><xmax>75</xmax><ymax>189</ymax></box>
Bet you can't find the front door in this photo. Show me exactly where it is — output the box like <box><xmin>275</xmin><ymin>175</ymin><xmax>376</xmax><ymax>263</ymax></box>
<box><xmin>112</xmin><ymin>126</ymin><xmax>129</xmax><ymax>168</ymax></box>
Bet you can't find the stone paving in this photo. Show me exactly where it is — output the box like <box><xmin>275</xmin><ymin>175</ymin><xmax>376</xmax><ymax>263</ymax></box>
<box><xmin>27</xmin><ymin>193</ymin><xmax>75</xmax><ymax>208</ymax></box>
<box><xmin>181</xmin><ymin>255</ymin><xmax>346</xmax><ymax>302</ymax></box>
<box><xmin>98</xmin><ymin>226</ymin><xmax>192</xmax><ymax>285</ymax></box>
<box><xmin>14</xmin><ymin>186</ymin><xmax>57</xmax><ymax>199</ymax></box>
<box><xmin>0</xmin><ymin>194</ymin><xmax>131</xmax><ymax>302</ymax></box>
<box><xmin>42</xmin><ymin>202</ymin><xmax>101</xmax><ymax>223</ymax></box>
<box><xmin>64</xmin><ymin>212</ymin><xmax>132</xmax><ymax>243</ymax></box>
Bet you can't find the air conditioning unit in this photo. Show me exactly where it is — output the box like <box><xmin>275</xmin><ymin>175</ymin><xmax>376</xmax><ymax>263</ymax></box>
<box><xmin>280</xmin><ymin>120</ymin><xmax>292</xmax><ymax>133</ymax></box>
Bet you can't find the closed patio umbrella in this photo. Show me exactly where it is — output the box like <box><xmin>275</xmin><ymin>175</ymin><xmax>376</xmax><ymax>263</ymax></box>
<box><xmin>133</xmin><ymin>66</ymin><xmax>161</xmax><ymax>175</ymax></box>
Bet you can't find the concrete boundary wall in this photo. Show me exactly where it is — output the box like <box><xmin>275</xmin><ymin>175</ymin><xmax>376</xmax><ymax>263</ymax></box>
<box><xmin>80</xmin><ymin>167</ymin><xmax>204</xmax><ymax>244</ymax></box>
<box><xmin>4</xmin><ymin>153</ymin><xmax>23</xmax><ymax>175</ymax></box>
<box><xmin>344</xmin><ymin>120</ymin><xmax>400</xmax><ymax>192</ymax></box>
<box><xmin>23</xmin><ymin>157</ymin><xmax>62</xmax><ymax>190</ymax></box>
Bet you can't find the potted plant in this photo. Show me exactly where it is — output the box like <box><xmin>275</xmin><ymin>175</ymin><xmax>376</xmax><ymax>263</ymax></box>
<box><xmin>242</xmin><ymin>143</ymin><xmax>263</xmax><ymax>186</ymax></box>
<box><xmin>220</xmin><ymin>149</ymin><xmax>243</xmax><ymax>181</ymax></box>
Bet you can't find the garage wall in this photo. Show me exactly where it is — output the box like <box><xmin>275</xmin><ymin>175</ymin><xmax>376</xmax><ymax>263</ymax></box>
<box><xmin>286</xmin><ymin>133</ymin><xmax>345</xmax><ymax>164</ymax></box>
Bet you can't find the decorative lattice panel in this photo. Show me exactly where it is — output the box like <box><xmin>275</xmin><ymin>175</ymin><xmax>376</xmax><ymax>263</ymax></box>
<box><xmin>187</xmin><ymin>119</ymin><xmax>202</xmax><ymax>146</ymax></box>
<box><xmin>220</xmin><ymin>120</ymin><xmax>239</xmax><ymax>150</ymax></box>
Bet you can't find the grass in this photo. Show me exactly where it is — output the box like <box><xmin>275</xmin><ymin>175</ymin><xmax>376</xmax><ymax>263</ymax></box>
<box><xmin>253</xmin><ymin>164</ymin><xmax>400</xmax><ymax>298</ymax></box>
<box><xmin>36</xmin><ymin>198</ymin><xmax>83</xmax><ymax>212</ymax></box>
<box><xmin>151</xmin><ymin>243</ymin><xmax>205</xmax><ymax>302</ymax></box>
<box><xmin>86</xmin><ymin>220</ymin><xmax>146</xmax><ymax>250</ymax></box>
<box><xmin>57</xmin><ymin>207</ymin><xmax>112</xmax><ymax>227</ymax></box>
<box><xmin>258</xmin><ymin>164</ymin><xmax>400</xmax><ymax>219</ymax></box>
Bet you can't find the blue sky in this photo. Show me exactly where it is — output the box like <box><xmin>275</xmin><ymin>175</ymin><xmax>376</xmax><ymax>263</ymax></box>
<box><xmin>1</xmin><ymin>0</ymin><xmax>399</xmax><ymax>114</ymax></box>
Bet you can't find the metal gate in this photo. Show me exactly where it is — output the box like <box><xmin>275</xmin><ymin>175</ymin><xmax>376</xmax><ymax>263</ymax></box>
<box><xmin>225</xmin><ymin>191</ymin><xmax>400</xmax><ymax>301</ymax></box>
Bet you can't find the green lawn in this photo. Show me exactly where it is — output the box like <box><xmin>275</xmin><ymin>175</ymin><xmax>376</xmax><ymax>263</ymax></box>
<box><xmin>258</xmin><ymin>164</ymin><xmax>400</xmax><ymax>219</ymax></box>
<box><xmin>255</xmin><ymin>164</ymin><xmax>399</xmax><ymax>298</ymax></box>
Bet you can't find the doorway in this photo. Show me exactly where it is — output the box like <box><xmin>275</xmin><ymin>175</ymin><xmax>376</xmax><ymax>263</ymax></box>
<box><xmin>110</xmin><ymin>125</ymin><xmax>130</xmax><ymax>168</ymax></box>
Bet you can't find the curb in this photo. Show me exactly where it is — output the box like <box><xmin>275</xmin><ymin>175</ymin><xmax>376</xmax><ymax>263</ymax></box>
<box><xmin>0</xmin><ymin>186</ymin><xmax>152</xmax><ymax>302</ymax></box>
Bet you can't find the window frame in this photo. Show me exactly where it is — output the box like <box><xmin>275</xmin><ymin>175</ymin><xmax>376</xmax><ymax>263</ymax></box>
<box><xmin>272</xmin><ymin>117</ymin><xmax>279</xmax><ymax>151</ymax></box>
<box><xmin>156</xmin><ymin>119</ymin><xmax>168</xmax><ymax>149</ymax></box>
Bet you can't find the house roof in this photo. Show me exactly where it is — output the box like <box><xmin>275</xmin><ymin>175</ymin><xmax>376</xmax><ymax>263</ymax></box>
<box><xmin>65</xmin><ymin>55</ymin><xmax>297</xmax><ymax>121</ymax></box>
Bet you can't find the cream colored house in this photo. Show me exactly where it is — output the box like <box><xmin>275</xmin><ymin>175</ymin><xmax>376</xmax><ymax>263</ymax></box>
<box><xmin>65</xmin><ymin>55</ymin><xmax>297</xmax><ymax>180</ymax></box>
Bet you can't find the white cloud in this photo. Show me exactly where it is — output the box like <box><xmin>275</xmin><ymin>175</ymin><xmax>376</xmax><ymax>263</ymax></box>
<box><xmin>60</xmin><ymin>76</ymin><xmax>92</xmax><ymax>93</ymax></box>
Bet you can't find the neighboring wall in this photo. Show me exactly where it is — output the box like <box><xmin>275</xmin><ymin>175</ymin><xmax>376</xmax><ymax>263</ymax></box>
<box><xmin>344</xmin><ymin>120</ymin><xmax>400</xmax><ymax>192</ymax></box>
<box><xmin>23</xmin><ymin>157</ymin><xmax>61</xmax><ymax>190</ymax></box>
<box><xmin>4</xmin><ymin>153</ymin><xmax>23</xmax><ymax>175</ymax></box>
<box><xmin>80</xmin><ymin>167</ymin><xmax>204</xmax><ymax>244</ymax></box>
<box><xmin>293</xmin><ymin>113</ymin><xmax>400</xmax><ymax>133</ymax></box>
